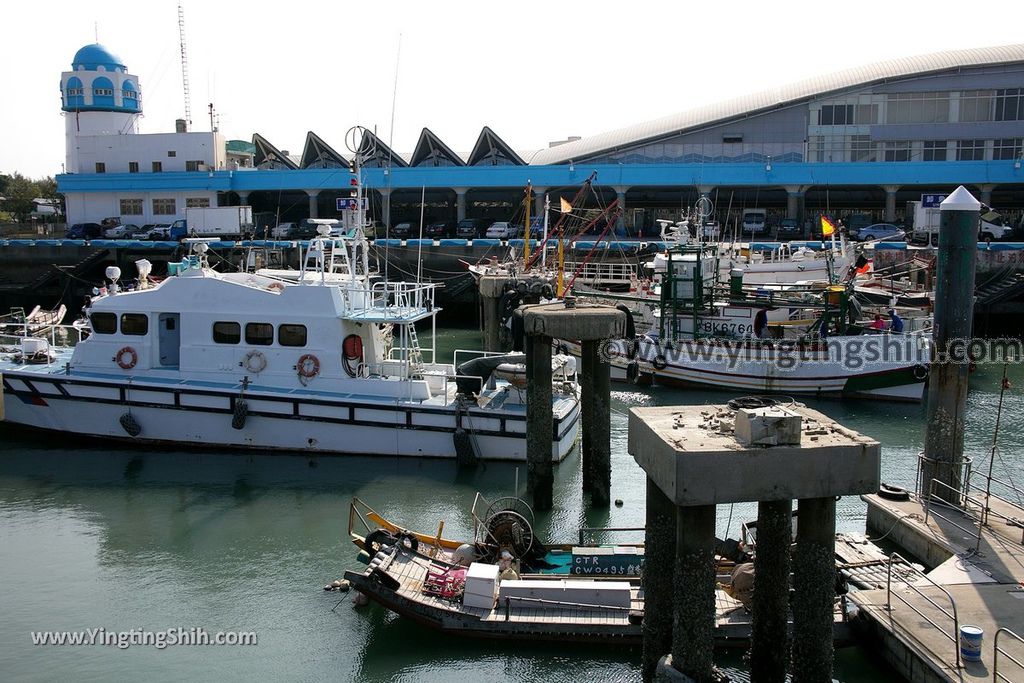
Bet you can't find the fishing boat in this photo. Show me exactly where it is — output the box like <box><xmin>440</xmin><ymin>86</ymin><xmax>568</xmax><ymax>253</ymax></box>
<box><xmin>572</xmin><ymin>245</ymin><xmax>932</xmax><ymax>401</ymax></box>
<box><xmin>0</xmin><ymin>148</ymin><xmax>581</xmax><ymax>459</ymax></box>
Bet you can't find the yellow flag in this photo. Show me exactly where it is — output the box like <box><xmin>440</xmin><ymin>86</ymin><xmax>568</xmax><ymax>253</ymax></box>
<box><xmin>821</xmin><ymin>216</ymin><xmax>835</xmax><ymax>237</ymax></box>
<box><xmin>560</xmin><ymin>197</ymin><xmax>572</xmax><ymax>214</ymax></box>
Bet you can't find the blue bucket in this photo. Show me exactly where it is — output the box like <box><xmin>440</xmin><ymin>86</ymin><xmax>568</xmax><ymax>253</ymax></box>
<box><xmin>960</xmin><ymin>625</ymin><xmax>983</xmax><ymax>662</ymax></box>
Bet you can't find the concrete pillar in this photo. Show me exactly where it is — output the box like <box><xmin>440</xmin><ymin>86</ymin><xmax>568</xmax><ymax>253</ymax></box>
<box><xmin>784</xmin><ymin>185</ymin><xmax>807</xmax><ymax>221</ymax></box>
<box><xmin>978</xmin><ymin>184</ymin><xmax>995</xmax><ymax>207</ymax></box>
<box><xmin>479</xmin><ymin>276</ymin><xmax>503</xmax><ymax>353</ymax></box>
<box><xmin>643</xmin><ymin>478</ymin><xmax>677</xmax><ymax>683</ymax></box>
<box><xmin>921</xmin><ymin>187</ymin><xmax>980</xmax><ymax>503</ymax></box>
<box><xmin>533</xmin><ymin>187</ymin><xmax>547</xmax><ymax>227</ymax></box>
<box><xmin>380</xmin><ymin>189</ymin><xmax>392</xmax><ymax>231</ymax></box>
<box><xmin>614</xmin><ymin>186</ymin><xmax>628</xmax><ymax>234</ymax></box>
<box><xmin>454</xmin><ymin>187</ymin><xmax>468</xmax><ymax>222</ymax></box>
<box><xmin>306</xmin><ymin>190</ymin><xmax>320</xmax><ymax>219</ymax></box>
<box><xmin>882</xmin><ymin>185</ymin><xmax>900</xmax><ymax>223</ymax></box>
<box><xmin>671</xmin><ymin>504</ymin><xmax>718</xmax><ymax>682</ymax></box>
<box><xmin>581</xmin><ymin>339</ymin><xmax>611</xmax><ymax>506</ymax></box>
<box><xmin>525</xmin><ymin>333</ymin><xmax>554</xmax><ymax>511</ymax></box>
<box><xmin>237</xmin><ymin>191</ymin><xmax>250</xmax><ymax>206</ymax></box>
<box><xmin>792</xmin><ymin>496</ymin><xmax>836</xmax><ymax>683</ymax></box>
<box><xmin>750</xmin><ymin>499</ymin><xmax>793</xmax><ymax>683</ymax></box>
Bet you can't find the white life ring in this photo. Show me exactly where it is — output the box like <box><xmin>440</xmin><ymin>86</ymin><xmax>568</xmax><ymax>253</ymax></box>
<box><xmin>243</xmin><ymin>350</ymin><xmax>268</xmax><ymax>373</ymax></box>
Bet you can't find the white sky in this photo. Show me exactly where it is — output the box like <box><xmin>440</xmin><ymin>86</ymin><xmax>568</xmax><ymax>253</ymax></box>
<box><xmin>2</xmin><ymin>0</ymin><xmax>1022</xmax><ymax>178</ymax></box>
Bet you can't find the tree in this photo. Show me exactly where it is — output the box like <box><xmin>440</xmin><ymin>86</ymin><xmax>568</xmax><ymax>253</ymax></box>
<box><xmin>2</xmin><ymin>172</ymin><xmax>36</xmax><ymax>223</ymax></box>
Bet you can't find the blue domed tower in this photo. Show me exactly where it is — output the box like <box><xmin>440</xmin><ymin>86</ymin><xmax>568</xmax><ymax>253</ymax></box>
<box><xmin>61</xmin><ymin>43</ymin><xmax>142</xmax><ymax>172</ymax></box>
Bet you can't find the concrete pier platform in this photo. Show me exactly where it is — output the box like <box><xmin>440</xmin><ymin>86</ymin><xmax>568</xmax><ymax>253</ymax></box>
<box><xmin>851</xmin><ymin>492</ymin><xmax>1024</xmax><ymax>683</ymax></box>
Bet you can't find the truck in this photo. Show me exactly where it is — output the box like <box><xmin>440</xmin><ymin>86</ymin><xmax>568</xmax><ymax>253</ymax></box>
<box><xmin>169</xmin><ymin>206</ymin><xmax>254</xmax><ymax>241</ymax></box>
<box><xmin>907</xmin><ymin>195</ymin><xmax>1014</xmax><ymax>244</ymax></box>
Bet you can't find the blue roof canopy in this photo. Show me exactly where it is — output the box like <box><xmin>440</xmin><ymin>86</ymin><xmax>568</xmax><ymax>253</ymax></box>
<box><xmin>72</xmin><ymin>43</ymin><xmax>126</xmax><ymax>72</ymax></box>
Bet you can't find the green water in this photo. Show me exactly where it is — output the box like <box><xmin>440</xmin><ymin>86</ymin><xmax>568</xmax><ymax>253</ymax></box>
<box><xmin>2</xmin><ymin>325</ymin><xmax>1022</xmax><ymax>682</ymax></box>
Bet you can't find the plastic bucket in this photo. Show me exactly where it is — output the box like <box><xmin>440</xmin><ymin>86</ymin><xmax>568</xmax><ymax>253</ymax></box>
<box><xmin>960</xmin><ymin>625</ymin><xmax>983</xmax><ymax>662</ymax></box>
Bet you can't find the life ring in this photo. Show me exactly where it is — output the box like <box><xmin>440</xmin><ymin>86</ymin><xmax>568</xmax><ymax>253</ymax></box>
<box><xmin>878</xmin><ymin>483</ymin><xmax>911</xmax><ymax>501</ymax></box>
<box><xmin>243</xmin><ymin>350</ymin><xmax>268</xmax><ymax>374</ymax></box>
<box><xmin>297</xmin><ymin>353</ymin><xmax>320</xmax><ymax>379</ymax></box>
<box><xmin>652</xmin><ymin>354</ymin><xmax>668</xmax><ymax>371</ymax></box>
<box><xmin>268</xmin><ymin>282</ymin><xmax>285</xmax><ymax>293</ymax></box>
<box><xmin>115</xmin><ymin>346</ymin><xmax>138</xmax><ymax>370</ymax></box>
<box><xmin>912</xmin><ymin>364</ymin><xmax>928</xmax><ymax>381</ymax></box>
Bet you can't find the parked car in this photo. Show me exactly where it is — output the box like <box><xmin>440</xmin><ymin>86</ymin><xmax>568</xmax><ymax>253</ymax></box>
<box><xmin>65</xmin><ymin>222</ymin><xmax>103</xmax><ymax>239</ymax></box>
<box><xmin>485</xmin><ymin>221</ymin><xmax>518</xmax><ymax>239</ymax></box>
<box><xmin>741</xmin><ymin>209</ymin><xmax>768</xmax><ymax>235</ymax></box>
<box><xmin>776</xmin><ymin>218</ymin><xmax>801</xmax><ymax>239</ymax></box>
<box><xmin>271</xmin><ymin>223</ymin><xmax>297</xmax><ymax>239</ymax></box>
<box><xmin>425</xmin><ymin>221</ymin><xmax>455</xmax><ymax>238</ymax></box>
<box><xmin>851</xmin><ymin>223</ymin><xmax>905</xmax><ymax>241</ymax></box>
<box><xmin>389</xmin><ymin>222</ymin><xmax>414</xmax><ymax>239</ymax></box>
<box><xmin>102</xmin><ymin>223</ymin><xmax>141</xmax><ymax>238</ymax></box>
<box><xmin>142</xmin><ymin>224</ymin><xmax>171</xmax><ymax>240</ymax></box>
<box><xmin>456</xmin><ymin>218</ymin><xmax>489</xmax><ymax>239</ymax></box>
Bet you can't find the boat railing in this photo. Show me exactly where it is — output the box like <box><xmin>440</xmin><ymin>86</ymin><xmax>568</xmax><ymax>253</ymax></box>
<box><xmin>342</xmin><ymin>280</ymin><xmax>438</xmax><ymax>320</ymax></box>
<box><xmin>994</xmin><ymin>628</ymin><xmax>1024</xmax><ymax>683</ymax></box>
<box><xmin>885</xmin><ymin>551</ymin><xmax>961</xmax><ymax>671</ymax></box>
<box><xmin>0</xmin><ymin>322</ymin><xmax>85</xmax><ymax>351</ymax></box>
<box><xmin>503</xmin><ymin>595</ymin><xmax>633</xmax><ymax>621</ymax></box>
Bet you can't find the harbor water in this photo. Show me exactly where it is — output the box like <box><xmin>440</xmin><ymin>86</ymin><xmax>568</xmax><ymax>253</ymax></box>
<box><xmin>2</xmin><ymin>323</ymin><xmax>1022</xmax><ymax>682</ymax></box>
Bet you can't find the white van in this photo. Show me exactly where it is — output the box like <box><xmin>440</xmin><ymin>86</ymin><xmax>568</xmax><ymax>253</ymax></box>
<box><xmin>741</xmin><ymin>209</ymin><xmax>767</xmax><ymax>235</ymax></box>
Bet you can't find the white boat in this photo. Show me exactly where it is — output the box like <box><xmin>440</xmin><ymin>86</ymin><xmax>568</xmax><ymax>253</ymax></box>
<box><xmin>0</xmin><ymin>155</ymin><xmax>581</xmax><ymax>460</ymax></box>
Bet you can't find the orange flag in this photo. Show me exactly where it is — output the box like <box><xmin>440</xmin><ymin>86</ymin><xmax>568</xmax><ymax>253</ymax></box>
<box><xmin>821</xmin><ymin>216</ymin><xmax>836</xmax><ymax>237</ymax></box>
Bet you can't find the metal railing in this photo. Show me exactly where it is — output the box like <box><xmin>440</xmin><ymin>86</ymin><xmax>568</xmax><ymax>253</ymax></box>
<box><xmin>886</xmin><ymin>551</ymin><xmax>961</xmax><ymax>670</ymax></box>
<box><xmin>966</xmin><ymin>472</ymin><xmax>1024</xmax><ymax>545</ymax></box>
<box><xmin>923</xmin><ymin>478</ymin><xmax>986</xmax><ymax>553</ymax></box>
<box><xmin>995</xmin><ymin>628</ymin><xmax>1024</xmax><ymax>683</ymax></box>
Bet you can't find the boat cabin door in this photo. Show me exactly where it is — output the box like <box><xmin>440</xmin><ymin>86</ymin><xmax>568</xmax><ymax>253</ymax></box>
<box><xmin>158</xmin><ymin>313</ymin><xmax>181</xmax><ymax>366</ymax></box>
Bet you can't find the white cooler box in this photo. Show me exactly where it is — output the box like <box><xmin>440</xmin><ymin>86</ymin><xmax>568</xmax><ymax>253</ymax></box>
<box><xmin>462</xmin><ymin>562</ymin><xmax>500</xmax><ymax>609</ymax></box>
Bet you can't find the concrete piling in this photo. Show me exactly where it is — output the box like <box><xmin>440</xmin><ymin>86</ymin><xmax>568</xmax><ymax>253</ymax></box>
<box><xmin>920</xmin><ymin>186</ymin><xmax>980</xmax><ymax>503</ymax></box>
<box><xmin>643</xmin><ymin>477</ymin><xmax>677</xmax><ymax>683</ymax></box>
<box><xmin>671</xmin><ymin>504</ymin><xmax>718</xmax><ymax>682</ymax></box>
<box><xmin>792</xmin><ymin>496</ymin><xmax>837</xmax><ymax>683</ymax></box>
<box><xmin>522</xmin><ymin>303</ymin><xmax>624</xmax><ymax>511</ymax></box>
<box><xmin>582</xmin><ymin>340</ymin><xmax>612</xmax><ymax>506</ymax></box>
<box><xmin>750</xmin><ymin>499</ymin><xmax>793</xmax><ymax>683</ymax></box>
<box><xmin>478</xmin><ymin>275</ymin><xmax>505</xmax><ymax>353</ymax></box>
<box><xmin>525</xmin><ymin>332</ymin><xmax>554</xmax><ymax>511</ymax></box>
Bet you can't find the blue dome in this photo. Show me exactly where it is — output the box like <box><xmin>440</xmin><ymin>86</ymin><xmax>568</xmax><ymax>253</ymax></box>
<box><xmin>72</xmin><ymin>43</ymin><xmax>126</xmax><ymax>72</ymax></box>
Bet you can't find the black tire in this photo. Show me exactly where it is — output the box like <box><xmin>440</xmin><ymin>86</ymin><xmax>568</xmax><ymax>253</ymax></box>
<box><xmin>541</xmin><ymin>284</ymin><xmax>554</xmax><ymax>299</ymax></box>
<box><xmin>397</xmin><ymin>533</ymin><xmax>419</xmax><ymax>552</ymax></box>
<box><xmin>878</xmin><ymin>484</ymin><xmax>910</xmax><ymax>501</ymax></box>
<box><xmin>913</xmin><ymin>364</ymin><xmax>929</xmax><ymax>381</ymax></box>
<box><xmin>652</xmin><ymin>354</ymin><xmax>668</xmax><ymax>371</ymax></box>
<box><xmin>364</xmin><ymin>529</ymin><xmax>397</xmax><ymax>554</ymax></box>
<box><xmin>626</xmin><ymin>361</ymin><xmax>640</xmax><ymax>384</ymax></box>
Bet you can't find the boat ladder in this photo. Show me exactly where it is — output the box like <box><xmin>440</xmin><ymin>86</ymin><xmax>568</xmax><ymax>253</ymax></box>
<box><xmin>405</xmin><ymin>322</ymin><xmax>425</xmax><ymax>376</ymax></box>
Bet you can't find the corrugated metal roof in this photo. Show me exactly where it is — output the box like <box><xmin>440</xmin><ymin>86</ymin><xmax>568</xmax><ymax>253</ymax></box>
<box><xmin>530</xmin><ymin>44</ymin><xmax>1024</xmax><ymax>165</ymax></box>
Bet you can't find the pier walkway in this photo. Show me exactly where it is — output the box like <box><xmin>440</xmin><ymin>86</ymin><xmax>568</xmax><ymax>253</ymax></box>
<box><xmin>854</xmin><ymin>491</ymin><xmax>1024</xmax><ymax>683</ymax></box>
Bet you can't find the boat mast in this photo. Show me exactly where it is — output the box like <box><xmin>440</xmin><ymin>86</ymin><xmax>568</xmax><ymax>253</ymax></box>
<box><xmin>542</xmin><ymin>194</ymin><xmax>550</xmax><ymax>271</ymax></box>
<box><xmin>523</xmin><ymin>181</ymin><xmax>532</xmax><ymax>270</ymax></box>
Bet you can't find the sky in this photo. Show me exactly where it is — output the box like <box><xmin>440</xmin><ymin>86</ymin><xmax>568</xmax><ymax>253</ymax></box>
<box><xmin>2</xmin><ymin>0</ymin><xmax>1022</xmax><ymax>179</ymax></box>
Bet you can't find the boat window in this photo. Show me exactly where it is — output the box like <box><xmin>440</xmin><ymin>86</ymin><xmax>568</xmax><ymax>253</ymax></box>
<box><xmin>90</xmin><ymin>312</ymin><xmax>117</xmax><ymax>334</ymax></box>
<box><xmin>213</xmin><ymin>321</ymin><xmax>241</xmax><ymax>344</ymax></box>
<box><xmin>245</xmin><ymin>323</ymin><xmax>274</xmax><ymax>346</ymax></box>
<box><xmin>278</xmin><ymin>324</ymin><xmax>307</xmax><ymax>347</ymax></box>
<box><xmin>120</xmin><ymin>313</ymin><xmax>149</xmax><ymax>336</ymax></box>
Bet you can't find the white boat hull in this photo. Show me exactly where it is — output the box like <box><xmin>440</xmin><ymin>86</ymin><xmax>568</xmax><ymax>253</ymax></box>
<box><xmin>1</xmin><ymin>372</ymin><xmax>580</xmax><ymax>461</ymax></box>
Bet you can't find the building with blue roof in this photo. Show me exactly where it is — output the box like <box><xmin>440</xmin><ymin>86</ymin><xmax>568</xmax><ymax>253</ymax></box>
<box><xmin>58</xmin><ymin>43</ymin><xmax>1024</xmax><ymax>234</ymax></box>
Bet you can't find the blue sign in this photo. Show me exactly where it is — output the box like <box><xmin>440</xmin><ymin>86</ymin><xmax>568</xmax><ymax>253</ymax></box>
<box><xmin>336</xmin><ymin>197</ymin><xmax>367</xmax><ymax>211</ymax></box>
<box><xmin>921</xmin><ymin>193</ymin><xmax>947</xmax><ymax>208</ymax></box>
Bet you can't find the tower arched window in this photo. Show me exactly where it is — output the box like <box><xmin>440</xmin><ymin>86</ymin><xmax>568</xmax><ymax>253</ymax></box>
<box><xmin>121</xmin><ymin>80</ymin><xmax>139</xmax><ymax>111</ymax></box>
<box><xmin>65</xmin><ymin>77</ymin><xmax>85</xmax><ymax>108</ymax></box>
<box><xmin>91</xmin><ymin>76</ymin><xmax>115</xmax><ymax>108</ymax></box>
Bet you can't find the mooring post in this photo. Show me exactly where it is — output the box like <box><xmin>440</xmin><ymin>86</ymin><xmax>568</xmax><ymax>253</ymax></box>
<box><xmin>671</xmin><ymin>504</ymin><xmax>718</xmax><ymax>682</ymax></box>
<box><xmin>920</xmin><ymin>186</ymin><xmax>980</xmax><ymax>504</ymax></box>
<box><xmin>525</xmin><ymin>332</ymin><xmax>554</xmax><ymax>511</ymax></box>
<box><xmin>642</xmin><ymin>477</ymin><xmax>677</xmax><ymax>683</ymax></box>
<box><xmin>580</xmin><ymin>340</ymin><xmax>595</xmax><ymax>493</ymax></box>
<box><xmin>479</xmin><ymin>276</ymin><xmax>504</xmax><ymax>353</ymax></box>
<box><xmin>581</xmin><ymin>339</ymin><xmax>612</xmax><ymax>505</ymax></box>
<box><xmin>750</xmin><ymin>499</ymin><xmax>793</xmax><ymax>683</ymax></box>
<box><xmin>792</xmin><ymin>496</ymin><xmax>837</xmax><ymax>683</ymax></box>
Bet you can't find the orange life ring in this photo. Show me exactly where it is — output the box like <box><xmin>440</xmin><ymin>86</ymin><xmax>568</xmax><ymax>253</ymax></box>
<box><xmin>297</xmin><ymin>353</ymin><xmax>320</xmax><ymax>379</ymax></box>
<box><xmin>115</xmin><ymin>346</ymin><xmax>138</xmax><ymax>370</ymax></box>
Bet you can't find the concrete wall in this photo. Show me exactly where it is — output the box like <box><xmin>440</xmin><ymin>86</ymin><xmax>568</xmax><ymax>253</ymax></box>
<box><xmin>72</xmin><ymin>132</ymin><xmax>227</xmax><ymax>174</ymax></box>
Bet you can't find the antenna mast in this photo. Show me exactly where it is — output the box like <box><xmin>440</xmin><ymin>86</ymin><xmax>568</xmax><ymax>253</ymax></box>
<box><xmin>177</xmin><ymin>2</ymin><xmax>192</xmax><ymax>131</ymax></box>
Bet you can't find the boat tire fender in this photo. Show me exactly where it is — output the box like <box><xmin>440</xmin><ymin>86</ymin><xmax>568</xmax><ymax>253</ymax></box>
<box><xmin>499</xmin><ymin>291</ymin><xmax>519</xmax><ymax>322</ymax></box>
<box><xmin>115</xmin><ymin>346</ymin><xmax>138</xmax><ymax>370</ymax></box>
<box><xmin>913</xmin><ymin>364</ymin><xmax>928</xmax><ymax>381</ymax></box>
<box><xmin>652</xmin><ymin>354</ymin><xmax>668</xmax><ymax>371</ymax></box>
<box><xmin>232</xmin><ymin>399</ymin><xmax>248</xmax><ymax>430</ymax></box>
<box><xmin>119</xmin><ymin>412</ymin><xmax>142</xmax><ymax>437</ymax></box>
<box><xmin>297</xmin><ymin>354</ymin><xmax>320</xmax><ymax>379</ymax></box>
<box><xmin>541</xmin><ymin>284</ymin><xmax>554</xmax><ymax>299</ymax></box>
<box><xmin>878</xmin><ymin>483</ymin><xmax>910</xmax><ymax>501</ymax></box>
<box><xmin>243</xmin><ymin>350</ymin><xmax>267</xmax><ymax>374</ymax></box>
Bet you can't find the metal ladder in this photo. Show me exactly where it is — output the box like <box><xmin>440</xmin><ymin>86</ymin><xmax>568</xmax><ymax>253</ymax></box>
<box><xmin>405</xmin><ymin>322</ymin><xmax>425</xmax><ymax>376</ymax></box>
